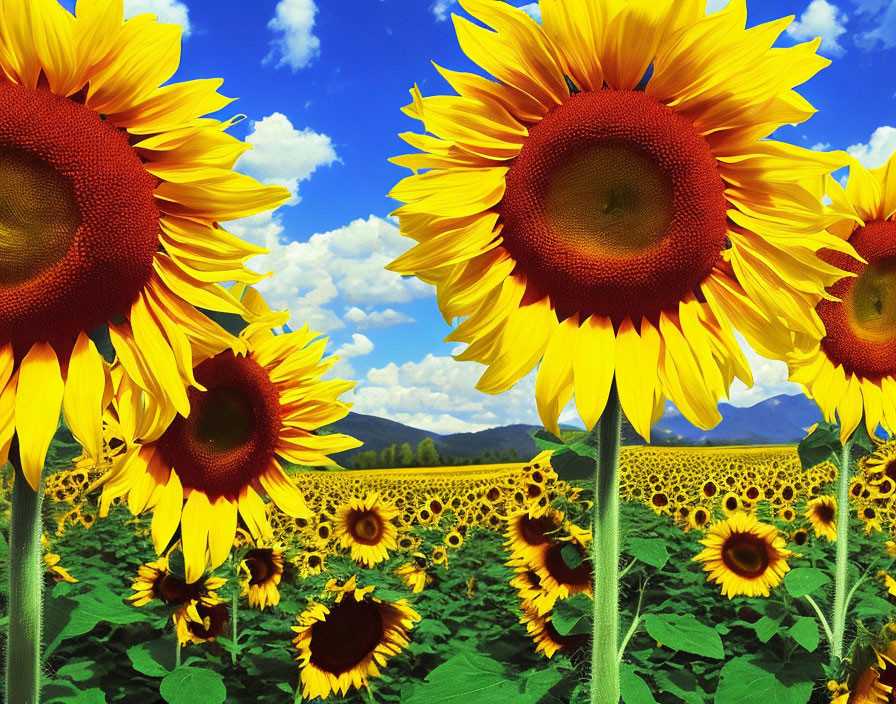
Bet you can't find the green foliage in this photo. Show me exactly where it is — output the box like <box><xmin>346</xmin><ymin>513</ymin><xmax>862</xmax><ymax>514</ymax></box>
<box><xmin>159</xmin><ymin>666</ymin><xmax>227</xmax><ymax>704</ymax></box>
<box><xmin>797</xmin><ymin>422</ymin><xmax>840</xmax><ymax>471</ymax></box>
<box><xmin>714</xmin><ymin>655</ymin><xmax>820</xmax><ymax>704</ymax></box>
<box><xmin>783</xmin><ymin>568</ymin><xmax>831</xmax><ymax>599</ymax></box>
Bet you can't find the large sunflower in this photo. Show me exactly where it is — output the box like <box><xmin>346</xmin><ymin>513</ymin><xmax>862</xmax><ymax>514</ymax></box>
<box><xmin>694</xmin><ymin>511</ymin><xmax>791</xmax><ymax>598</ymax></box>
<box><xmin>387</xmin><ymin>0</ymin><xmax>852</xmax><ymax>439</ymax></box>
<box><xmin>788</xmin><ymin>150</ymin><xmax>896</xmax><ymax>441</ymax></box>
<box><xmin>0</xmin><ymin>0</ymin><xmax>290</xmax><ymax>489</ymax></box>
<box><xmin>97</xmin><ymin>287</ymin><xmax>361</xmax><ymax>582</ymax></box>
<box><xmin>334</xmin><ymin>493</ymin><xmax>400</xmax><ymax>567</ymax></box>
<box><xmin>292</xmin><ymin>576</ymin><xmax>421</xmax><ymax>700</ymax></box>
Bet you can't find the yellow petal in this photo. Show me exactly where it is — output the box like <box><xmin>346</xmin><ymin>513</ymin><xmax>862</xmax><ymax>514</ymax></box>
<box><xmin>535</xmin><ymin>314</ymin><xmax>578</xmax><ymax>435</ymax></box>
<box><xmin>181</xmin><ymin>490</ymin><xmax>211</xmax><ymax>584</ymax></box>
<box><xmin>573</xmin><ymin>314</ymin><xmax>616</xmax><ymax>431</ymax></box>
<box><xmin>258</xmin><ymin>461</ymin><xmax>313</xmax><ymax>519</ymax></box>
<box><xmin>207</xmin><ymin>497</ymin><xmax>238</xmax><ymax>569</ymax></box>
<box><xmin>15</xmin><ymin>343</ymin><xmax>64</xmax><ymax>491</ymax></box>
<box><xmin>151</xmin><ymin>469</ymin><xmax>183</xmax><ymax>555</ymax></box>
<box><xmin>62</xmin><ymin>332</ymin><xmax>107</xmax><ymax>461</ymax></box>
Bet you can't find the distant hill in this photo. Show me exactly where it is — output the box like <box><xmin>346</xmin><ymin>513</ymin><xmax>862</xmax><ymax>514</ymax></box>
<box><xmin>327</xmin><ymin>394</ymin><xmax>821</xmax><ymax>466</ymax></box>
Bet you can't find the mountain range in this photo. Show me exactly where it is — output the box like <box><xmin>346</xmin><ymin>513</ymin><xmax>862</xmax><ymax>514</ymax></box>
<box><xmin>327</xmin><ymin>393</ymin><xmax>822</xmax><ymax>465</ymax></box>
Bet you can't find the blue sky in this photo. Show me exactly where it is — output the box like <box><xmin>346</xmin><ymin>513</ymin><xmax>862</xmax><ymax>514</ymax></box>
<box><xmin>88</xmin><ymin>0</ymin><xmax>896</xmax><ymax>432</ymax></box>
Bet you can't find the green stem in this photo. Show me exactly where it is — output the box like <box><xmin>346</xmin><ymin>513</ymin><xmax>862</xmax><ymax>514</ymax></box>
<box><xmin>231</xmin><ymin>585</ymin><xmax>239</xmax><ymax>664</ymax></box>
<box><xmin>5</xmin><ymin>439</ymin><xmax>44</xmax><ymax>704</ymax></box>
<box><xmin>591</xmin><ymin>383</ymin><xmax>622</xmax><ymax>704</ymax></box>
<box><xmin>175</xmin><ymin>638</ymin><xmax>181</xmax><ymax>668</ymax></box>
<box><xmin>830</xmin><ymin>436</ymin><xmax>854</xmax><ymax>666</ymax></box>
<box><xmin>803</xmin><ymin>595</ymin><xmax>834</xmax><ymax>646</ymax></box>
<box><xmin>617</xmin><ymin>578</ymin><xmax>648</xmax><ymax>663</ymax></box>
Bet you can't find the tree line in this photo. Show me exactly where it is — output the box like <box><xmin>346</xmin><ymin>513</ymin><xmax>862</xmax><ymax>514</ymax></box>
<box><xmin>351</xmin><ymin>437</ymin><xmax>521</xmax><ymax>469</ymax></box>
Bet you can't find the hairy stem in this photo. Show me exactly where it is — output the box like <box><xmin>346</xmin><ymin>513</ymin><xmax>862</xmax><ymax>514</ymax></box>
<box><xmin>591</xmin><ymin>383</ymin><xmax>622</xmax><ymax>704</ymax></box>
<box><xmin>830</xmin><ymin>436</ymin><xmax>854</xmax><ymax>665</ymax></box>
<box><xmin>5</xmin><ymin>439</ymin><xmax>44</xmax><ymax>704</ymax></box>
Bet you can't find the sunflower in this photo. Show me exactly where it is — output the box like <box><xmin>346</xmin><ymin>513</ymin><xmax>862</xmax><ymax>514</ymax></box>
<box><xmin>509</xmin><ymin>558</ymin><xmax>558</xmax><ymax>616</ymax></box>
<box><xmin>530</xmin><ymin>525</ymin><xmax>592</xmax><ymax>601</ymax></box>
<box><xmin>292</xmin><ymin>575</ymin><xmax>421</xmax><ymax>700</ymax></box>
<box><xmin>432</xmin><ymin>545</ymin><xmax>449</xmax><ymax>567</ymax></box>
<box><xmin>41</xmin><ymin>534</ymin><xmax>77</xmax><ymax>583</ymax></box>
<box><xmin>445</xmin><ymin>529</ymin><xmax>464</xmax><ymax>549</ymax></box>
<box><xmin>867</xmin><ymin>442</ymin><xmax>896</xmax><ymax>487</ymax></box>
<box><xmin>239</xmin><ymin>544</ymin><xmax>285</xmax><ymax>610</ymax></box>
<box><xmin>334</xmin><ymin>493</ymin><xmax>399</xmax><ymax>567</ymax></box>
<box><xmin>387</xmin><ymin>0</ymin><xmax>852</xmax><ymax>440</ymax></box>
<box><xmin>791</xmin><ymin>528</ymin><xmax>810</xmax><ymax>547</ymax></box>
<box><xmin>721</xmin><ymin>491</ymin><xmax>742</xmax><ymax>516</ymax></box>
<box><xmin>778</xmin><ymin>506</ymin><xmax>796</xmax><ymax>523</ymax></box>
<box><xmin>504</xmin><ymin>508</ymin><xmax>563</xmax><ymax>564</ymax></box>
<box><xmin>97</xmin><ymin>287</ymin><xmax>361</xmax><ymax>582</ymax></box>
<box><xmin>788</xmin><ymin>149</ymin><xmax>896</xmax><ymax>442</ymax></box>
<box><xmin>521</xmin><ymin>607</ymin><xmax>588</xmax><ymax>659</ymax></box>
<box><xmin>395</xmin><ymin>552</ymin><xmax>430</xmax><ymax>593</ymax></box>
<box><xmin>128</xmin><ymin>555</ymin><xmax>226</xmax><ymax>607</ymax></box>
<box><xmin>833</xmin><ymin>640</ymin><xmax>896</xmax><ymax>704</ymax></box>
<box><xmin>175</xmin><ymin>599</ymin><xmax>229</xmax><ymax>647</ymax></box>
<box><xmin>694</xmin><ymin>511</ymin><xmax>791</xmax><ymax>598</ymax></box>
<box><xmin>806</xmin><ymin>495</ymin><xmax>837</xmax><ymax>541</ymax></box>
<box><xmin>0</xmin><ymin>0</ymin><xmax>291</xmax><ymax>488</ymax></box>
<box><xmin>688</xmin><ymin>506</ymin><xmax>711</xmax><ymax>531</ymax></box>
<box><xmin>296</xmin><ymin>550</ymin><xmax>327</xmax><ymax>579</ymax></box>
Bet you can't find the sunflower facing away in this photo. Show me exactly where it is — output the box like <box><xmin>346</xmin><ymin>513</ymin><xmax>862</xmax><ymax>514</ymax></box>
<box><xmin>806</xmin><ymin>495</ymin><xmax>837</xmax><ymax>541</ymax></box>
<box><xmin>97</xmin><ymin>287</ymin><xmax>361</xmax><ymax>582</ymax></box>
<box><xmin>694</xmin><ymin>511</ymin><xmax>791</xmax><ymax>598</ymax></box>
<box><xmin>832</xmin><ymin>638</ymin><xmax>896</xmax><ymax>704</ymax></box>
<box><xmin>0</xmin><ymin>0</ymin><xmax>290</xmax><ymax>489</ymax></box>
<box><xmin>334</xmin><ymin>493</ymin><xmax>400</xmax><ymax>567</ymax></box>
<box><xmin>788</xmin><ymin>149</ymin><xmax>896</xmax><ymax>442</ymax></box>
<box><xmin>128</xmin><ymin>555</ymin><xmax>226</xmax><ymax>608</ymax></box>
<box><xmin>387</xmin><ymin>0</ymin><xmax>854</xmax><ymax>440</ymax></box>
<box><xmin>292</xmin><ymin>576</ymin><xmax>421</xmax><ymax>700</ymax></box>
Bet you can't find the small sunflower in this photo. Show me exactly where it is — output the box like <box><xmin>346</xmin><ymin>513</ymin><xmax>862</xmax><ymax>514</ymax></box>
<box><xmin>388</xmin><ymin>0</ymin><xmax>852</xmax><ymax>440</ymax></box>
<box><xmin>778</xmin><ymin>506</ymin><xmax>796</xmax><ymax>523</ymax></box>
<box><xmin>694</xmin><ymin>511</ymin><xmax>791</xmax><ymax>599</ymax></box>
<box><xmin>788</xmin><ymin>149</ymin><xmax>896</xmax><ymax>442</ymax></box>
<box><xmin>128</xmin><ymin>555</ymin><xmax>226</xmax><ymax>607</ymax></box>
<box><xmin>334</xmin><ymin>493</ymin><xmax>399</xmax><ymax>567</ymax></box>
<box><xmin>806</xmin><ymin>495</ymin><xmax>837</xmax><ymax>541</ymax></box>
<box><xmin>239</xmin><ymin>544</ymin><xmax>285</xmax><ymax>610</ymax></box>
<box><xmin>432</xmin><ymin>545</ymin><xmax>449</xmax><ymax>567</ymax></box>
<box><xmin>688</xmin><ymin>506</ymin><xmax>711</xmax><ymax>531</ymax></box>
<box><xmin>791</xmin><ymin>528</ymin><xmax>810</xmax><ymax>547</ymax></box>
<box><xmin>0</xmin><ymin>0</ymin><xmax>291</xmax><ymax>488</ymax></box>
<box><xmin>521</xmin><ymin>607</ymin><xmax>588</xmax><ymax>659</ymax></box>
<box><xmin>97</xmin><ymin>287</ymin><xmax>361</xmax><ymax>582</ymax></box>
<box><xmin>296</xmin><ymin>550</ymin><xmax>327</xmax><ymax>579</ymax></box>
<box><xmin>445</xmin><ymin>529</ymin><xmax>464</xmax><ymax>549</ymax></box>
<box><xmin>867</xmin><ymin>442</ymin><xmax>896</xmax><ymax>487</ymax></box>
<box><xmin>292</xmin><ymin>575</ymin><xmax>421</xmax><ymax>700</ymax></box>
<box><xmin>395</xmin><ymin>552</ymin><xmax>430</xmax><ymax>593</ymax></box>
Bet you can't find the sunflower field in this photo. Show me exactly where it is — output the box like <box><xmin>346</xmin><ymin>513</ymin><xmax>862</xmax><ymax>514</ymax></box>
<box><xmin>3</xmin><ymin>0</ymin><xmax>896</xmax><ymax>703</ymax></box>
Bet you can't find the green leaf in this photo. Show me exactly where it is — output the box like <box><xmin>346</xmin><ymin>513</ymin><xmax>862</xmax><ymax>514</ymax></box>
<box><xmin>797</xmin><ymin>422</ymin><xmax>840</xmax><ymax>471</ymax></box>
<box><xmin>620</xmin><ymin>664</ymin><xmax>658</xmax><ymax>704</ymax></box>
<box><xmin>626</xmin><ymin>537</ymin><xmax>670</xmax><ymax>570</ymax></box>
<box><xmin>56</xmin><ymin>660</ymin><xmax>96</xmax><ymax>683</ymax></box>
<box><xmin>715</xmin><ymin>656</ymin><xmax>815</xmax><ymax>704</ymax></box>
<box><xmin>530</xmin><ymin>429</ymin><xmax>564</xmax><ymax>452</ymax></box>
<box><xmin>522</xmin><ymin>668</ymin><xmax>563</xmax><ymax>701</ymax></box>
<box><xmin>159</xmin><ymin>666</ymin><xmax>227</xmax><ymax>704</ymax></box>
<box><xmin>642</xmin><ymin>614</ymin><xmax>724</xmax><ymax>659</ymax></box>
<box><xmin>550</xmin><ymin>444</ymin><xmax>598</xmax><ymax>481</ymax></box>
<box><xmin>751</xmin><ymin>615</ymin><xmax>784</xmax><ymax>644</ymax></box>
<box><xmin>561</xmin><ymin>543</ymin><xmax>584</xmax><ymax>570</ymax></box>
<box><xmin>784</xmin><ymin>567</ymin><xmax>831</xmax><ymax>598</ymax></box>
<box><xmin>789</xmin><ymin>617</ymin><xmax>820</xmax><ymax>653</ymax></box>
<box><xmin>552</xmin><ymin>594</ymin><xmax>592</xmax><ymax>636</ymax></box>
<box><xmin>127</xmin><ymin>640</ymin><xmax>174</xmax><ymax>678</ymax></box>
<box><xmin>402</xmin><ymin>651</ymin><xmax>520</xmax><ymax>703</ymax></box>
<box><xmin>851</xmin><ymin>421</ymin><xmax>877</xmax><ymax>453</ymax></box>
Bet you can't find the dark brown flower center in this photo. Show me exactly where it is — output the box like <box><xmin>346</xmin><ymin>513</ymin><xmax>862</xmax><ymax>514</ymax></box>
<box><xmin>187</xmin><ymin>602</ymin><xmax>228</xmax><ymax>640</ymax></box>
<box><xmin>156</xmin><ymin>351</ymin><xmax>282</xmax><ymax>501</ymax></box>
<box><xmin>721</xmin><ymin>533</ymin><xmax>771</xmax><ymax>578</ymax></box>
<box><xmin>499</xmin><ymin>89</ymin><xmax>727</xmax><ymax>325</ymax></box>
<box><xmin>245</xmin><ymin>549</ymin><xmax>277</xmax><ymax>586</ymax></box>
<box><xmin>349</xmin><ymin>510</ymin><xmax>384</xmax><ymax>545</ymax></box>
<box><xmin>308</xmin><ymin>598</ymin><xmax>385</xmax><ymax>676</ymax></box>
<box><xmin>542</xmin><ymin>541</ymin><xmax>591</xmax><ymax>590</ymax></box>
<box><xmin>154</xmin><ymin>572</ymin><xmax>201</xmax><ymax>605</ymax></box>
<box><xmin>815</xmin><ymin>502</ymin><xmax>835</xmax><ymax>524</ymax></box>
<box><xmin>0</xmin><ymin>82</ymin><xmax>159</xmax><ymax>354</ymax></box>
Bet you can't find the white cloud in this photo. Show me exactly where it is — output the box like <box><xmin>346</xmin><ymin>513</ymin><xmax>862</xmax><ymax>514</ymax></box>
<box><xmin>236</xmin><ymin>113</ymin><xmax>337</xmax><ymax>206</ymax></box>
<box><xmin>124</xmin><ymin>0</ymin><xmax>191</xmax><ymax>36</ymax></box>
<box><xmin>226</xmin><ymin>214</ymin><xmax>432</xmax><ymax>333</ymax></box>
<box><xmin>811</xmin><ymin>141</ymin><xmax>832</xmax><ymax>150</ymax></box>
<box><xmin>431</xmin><ymin>1</ymin><xmax>540</xmax><ymax>21</ymax></box>
<box><xmin>518</xmin><ymin>3</ymin><xmax>541</xmax><ymax>22</ymax></box>
<box><xmin>726</xmin><ymin>334</ymin><xmax>802</xmax><ymax>407</ymax></box>
<box><xmin>855</xmin><ymin>0</ymin><xmax>896</xmax><ymax>49</ymax></box>
<box><xmin>705</xmin><ymin>0</ymin><xmax>729</xmax><ymax>11</ymax></box>
<box><xmin>264</xmin><ymin>0</ymin><xmax>320</xmax><ymax>71</ymax></box>
<box><xmin>343</xmin><ymin>307</ymin><xmax>414</xmax><ymax>330</ymax></box>
<box><xmin>786</xmin><ymin>0</ymin><xmax>849</xmax><ymax>56</ymax></box>
<box><xmin>847</xmin><ymin>126</ymin><xmax>896</xmax><ymax>168</ymax></box>
<box><xmin>336</xmin><ymin>333</ymin><xmax>375</xmax><ymax>358</ymax></box>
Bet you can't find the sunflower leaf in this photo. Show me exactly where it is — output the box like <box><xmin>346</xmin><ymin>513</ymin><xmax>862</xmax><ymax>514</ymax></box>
<box><xmin>552</xmin><ymin>594</ymin><xmax>592</xmax><ymax>636</ymax></box>
<box><xmin>626</xmin><ymin>537</ymin><xmax>670</xmax><ymax>569</ymax></box>
<box><xmin>159</xmin><ymin>666</ymin><xmax>226</xmax><ymax>704</ymax></box>
<box><xmin>715</xmin><ymin>655</ymin><xmax>817</xmax><ymax>704</ymax></box>
<box><xmin>401</xmin><ymin>650</ymin><xmax>522</xmax><ymax>703</ymax></box>
<box><xmin>620</xmin><ymin>664</ymin><xmax>659</xmax><ymax>704</ymax></box>
<box><xmin>783</xmin><ymin>567</ymin><xmax>830</xmax><ymax>598</ymax></box>
<box><xmin>642</xmin><ymin>613</ymin><xmax>724</xmax><ymax>659</ymax></box>
<box><xmin>797</xmin><ymin>422</ymin><xmax>840</xmax><ymax>471</ymax></box>
<box><xmin>530</xmin><ymin>429</ymin><xmax>564</xmax><ymax>452</ymax></box>
<box><xmin>789</xmin><ymin>616</ymin><xmax>820</xmax><ymax>653</ymax></box>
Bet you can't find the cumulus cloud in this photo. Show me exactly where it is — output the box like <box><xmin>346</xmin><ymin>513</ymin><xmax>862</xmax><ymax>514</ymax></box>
<box><xmin>335</xmin><ymin>333</ymin><xmax>375</xmax><ymax>358</ymax></box>
<box><xmin>705</xmin><ymin>0</ymin><xmax>730</xmax><ymax>11</ymax></box>
<box><xmin>847</xmin><ymin>126</ymin><xmax>896</xmax><ymax>168</ymax></box>
<box><xmin>786</xmin><ymin>0</ymin><xmax>849</xmax><ymax>56</ymax></box>
<box><xmin>726</xmin><ymin>334</ymin><xmax>801</xmax><ymax>407</ymax></box>
<box><xmin>226</xmin><ymin>214</ymin><xmax>432</xmax><ymax>333</ymax></box>
<box><xmin>811</xmin><ymin>141</ymin><xmax>832</xmax><ymax>150</ymax></box>
<box><xmin>124</xmin><ymin>0</ymin><xmax>191</xmax><ymax>36</ymax></box>
<box><xmin>236</xmin><ymin>113</ymin><xmax>337</xmax><ymax>206</ymax></box>
<box><xmin>264</xmin><ymin>0</ymin><xmax>320</xmax><ymax>71</ymax></box>
<box><xmin>431</xmin><ymin>1</ymin><xmax>540</xmax><ymax>21</ymax></box>
<box><xmin>343</xmin><ymin>307</ymin><xmax>414</xmax><ymax>330</ymax></box>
